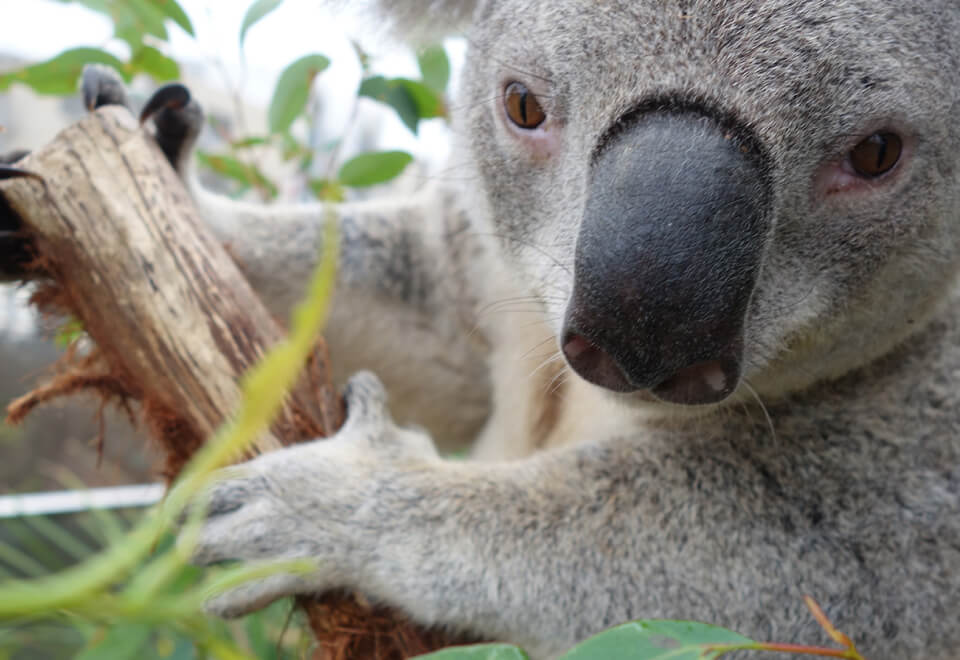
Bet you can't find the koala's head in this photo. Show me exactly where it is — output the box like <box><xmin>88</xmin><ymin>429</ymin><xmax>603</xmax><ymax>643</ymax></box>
<box><xmin>389</xmin><ymin>1</ymin><xmax>960</xmax><ymax>408</ymax></box>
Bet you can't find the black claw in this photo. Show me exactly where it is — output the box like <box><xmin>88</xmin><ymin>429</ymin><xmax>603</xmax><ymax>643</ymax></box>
<box><xmin>0</xmin><ymin>197</ymin><xmax>34</xmax><ymax>280</ymax></box>
<box><xmin>0</xmin><ymin>149</ymin><xmax>29</xmax><ymax>165</ymax></box>
<box><xmin>0</xmin><ymin>164</ymin><xmax>41</xmax><ymax>181</ymax></box>
<box><xmin>140</xmin><ymin>83</ymin><xmax>192</xmax><ymax>124</ymax></box>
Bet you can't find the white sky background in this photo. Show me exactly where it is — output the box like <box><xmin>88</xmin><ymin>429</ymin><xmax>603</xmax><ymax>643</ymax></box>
<box><xmin>0</xmin><ymin>0</ymin><xmax>464</xmax><ymax>169</ymax></box>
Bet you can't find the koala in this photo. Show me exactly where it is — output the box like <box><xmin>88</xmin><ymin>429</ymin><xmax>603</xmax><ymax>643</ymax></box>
<box><xmin>3</xmin><ymin>1</ymin><xmax>960</xmax><ymax>658</ymax></box>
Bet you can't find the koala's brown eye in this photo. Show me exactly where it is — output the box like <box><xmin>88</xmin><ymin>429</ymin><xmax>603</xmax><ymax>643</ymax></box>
<box><xmin>504</xmin><ymin>82</ymin><xmax>546</xmax><ymax>129</ymax></box>
<box><xmin>849</xmin><ymin>132</ymin><xmax>903</xmax><ymax>178</ymax></box>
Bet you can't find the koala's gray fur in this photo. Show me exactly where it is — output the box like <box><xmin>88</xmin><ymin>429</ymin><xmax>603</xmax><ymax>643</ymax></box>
<box><xmin>25</xmin><ymin>1</ymin><xmax>960</xmax><ymax>658</ymax></box>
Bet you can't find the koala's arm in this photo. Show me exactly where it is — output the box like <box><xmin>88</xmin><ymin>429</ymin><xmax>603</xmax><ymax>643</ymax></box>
<box><xmin>190</xmin><ymin>374</ymin><xmax>835</xmax><ymax>659</ymax></box>
<box><xmin>190</xmin><ymin>375</ymin><xmax>648</xmax><ymax>658</ymax></box>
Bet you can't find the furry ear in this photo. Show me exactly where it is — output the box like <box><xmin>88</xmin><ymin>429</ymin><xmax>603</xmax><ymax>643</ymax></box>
<box><xmin>370</xmin><ymin>0</ymin><xmax>487</xmax><ymax>41</ymax></box>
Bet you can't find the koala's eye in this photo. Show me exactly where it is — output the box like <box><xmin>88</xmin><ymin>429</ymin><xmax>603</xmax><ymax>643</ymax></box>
<box><xmin>849</xmin><ymin>132</ymin><xmax>903</xmax><ymax>178</ymax></box>
<box><xmin>504</xmin><ymin>82</ymin><xmax>546</xmax><ymax>129</ymax></box>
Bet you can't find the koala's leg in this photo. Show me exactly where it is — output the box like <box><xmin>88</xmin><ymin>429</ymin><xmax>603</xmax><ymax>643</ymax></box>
<box><xmin>138</xmin><ymin>83</ymin><xmax>491</xmax><ymax>447</ymax></box>
<box><xmin>190</xmin><ymin>186</ymin><xmax>491</xmax><ymax>445</ymax></box>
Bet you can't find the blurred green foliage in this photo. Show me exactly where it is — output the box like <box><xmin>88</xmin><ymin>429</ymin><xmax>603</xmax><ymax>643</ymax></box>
<box><xmin>0</xmin><ymin>0</ymin><xmax>451</xmax><ymax>202</ymax></box>
<box><xmin>0</xmin><ymin>517</ymin><xmax>310</xmax><ymax>660</ymax></box>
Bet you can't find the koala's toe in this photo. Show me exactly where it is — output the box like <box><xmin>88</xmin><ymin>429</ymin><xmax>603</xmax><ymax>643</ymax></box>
<box><xmin>204</xmin><ymin>471</ymin><xmax>266</xmax><ymax>517</ymax></box>
<box><xmin>343</xmin><ymin>371</ymin><xmax>390</xmax><ymax>423</ymax></box>
<box><xmin>187</xmin><ymin>508</ymin><xmax>275</xmax><ymax>565</ymax></box>
<box><xmin>80</xmin><ymin>64</ymin><xmax>128</xmax><ymax>111</ymax></box>
<box><xmin>0</xmin><ymin>150</ymin><xmax>29</xmax><ymax>165</ymax></box>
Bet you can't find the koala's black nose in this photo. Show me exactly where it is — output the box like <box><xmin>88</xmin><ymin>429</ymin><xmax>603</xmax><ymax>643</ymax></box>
<box><xmin>562</xmin><ymin>109</ymin><xmax>771</xmax><ymax>405</ymax></box>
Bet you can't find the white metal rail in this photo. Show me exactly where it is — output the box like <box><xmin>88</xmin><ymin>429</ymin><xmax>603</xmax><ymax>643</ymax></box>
<box><xmin>0</xmin><ymin>484</ymin><xmax>165</xmax><ymax>518</ymax></box>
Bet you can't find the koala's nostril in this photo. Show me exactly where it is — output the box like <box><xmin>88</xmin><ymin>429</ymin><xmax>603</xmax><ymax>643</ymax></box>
<box><xmin>652</xmin><ymin>359</ymin><xmax>736</xmax><ymax>405</ymax></box>
<box><xmin>561</xmin><ymin>333</ymin><xmax>636</xmax><ymax>393</ymax></box>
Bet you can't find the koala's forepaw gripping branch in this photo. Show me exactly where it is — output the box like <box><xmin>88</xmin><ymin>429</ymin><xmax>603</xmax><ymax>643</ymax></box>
<box><xmin>0</xmin><ymin>106</ymin><xmax>460</xmax><ymax>658</ymax></box>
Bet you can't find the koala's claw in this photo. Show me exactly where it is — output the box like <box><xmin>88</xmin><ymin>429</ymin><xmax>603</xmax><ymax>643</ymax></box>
<box><xmin>0</xmin><ymin>153</ymin><xmax>40</xmax><ymax>282</ymax></box>
<box><xmin>139</xmin><ymin>83</ymin><xmax>191</xmax><ymax>123</ymax></box>
<box><xmin>0</xmin><ymin>164</ymin><xmax>41</xmax><ymax>181</ymax></box>
<box><xmin>80</xmin><ymin>64</ymin><xmax>129</xmax><ymax>111</ymax></box>
<box><xmin>140</xmin><ymin>83</ymin><xmax>203</xmax><ymax>173</ymax></box>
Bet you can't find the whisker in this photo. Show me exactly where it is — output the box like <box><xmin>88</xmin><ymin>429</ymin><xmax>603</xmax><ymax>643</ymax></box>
<box><xmin>519</xmin><ymin>335</ymin><xmax>559</xmax><ymax>361</ymax></box>
<box><xmin>462</xmin><ymin>36</ymin><xmax>555</xmax><ymax>83</ymax></box>
<box><xmin>742</xmin><ymin>379</ymin><xmax>777</xmax><ymax>442</ymax></box>
<box><xmin>529</xmin><ymin>352</ymin><xmax>566</xmax><ymax>381</ymax></box>
<box><xmin>468</xmin><ymin>231</ymin><xmax>573</xmax><ymax>275</ymax></box>
<box><xmin>546</xmin><ymin>365</ymin><xmax>571</xmax><ymax>396</ymax></box>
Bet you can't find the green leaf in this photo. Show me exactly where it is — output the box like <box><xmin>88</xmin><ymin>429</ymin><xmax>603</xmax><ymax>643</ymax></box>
<box><xmin>414</xmin><ymin>643</ymin><xmax>530</xmax><ymax>660</ymax></box>
<box><xmin>268</xmin><ymin>54</ymin><xmax>330</xmax><ymax>134</ymax></box>
<box><xmin>240</xmin><ymin>0</ymin><xmax>283</xmax><ymax>46</ymax></box>
<box><xmin>417</xmin><ymin>45</ymin><xmax>450</xmax><ymax>93</ymax></box>
<box><xmin>559</xmin><ymin>621</ymin><xmax>755</xmax><ymax>660</ymax></box>
<box><xmin>309</xmin><ymin>179</ymin><xmax>345</xmax><ymax>202</ymax></box>
<box><xmin>0</xmin><ymin>48</ymin><xmax>127</xmax><ymax>95</ymax></box>
<box><xmin>338</xmin><ymin>150</ymin><xmax>413</xmax><ymax>188</ymax></box>
<box><xmin>243</xmin><ymin>610</ymin><xmax>271</xmax><ymax>658</ymax></box>
<box><xmin>75</xmin><ymin>623</ymin><xmax>151</xmax><ymax>660</ymax></box>
<box><xmin>231</xmin><ymin>136</ymin><xmax>271</xmax><ymax>149</ymax></box>
<box><xmin>147</xmin><ymin>0</ymin><xmax>194</xmax><ymax>35</ymax></box>
<box><xmin>56</xmin><ymin>0</ymin><xmax>193</xmax><ymax>38</ymax></box>
<box><xmin>196</xmin><ymin>152</ymin><xmax>278</xmax><ymax>199</ymax></box>
<box><xmin>358</xmin><ymin>75</ymin><xmax>444</xmax><ymax>134</ymax></box>
<box><xmin>399</xmin><ymin>78</ymin><xmax>445</xmax><ymax>118</ymax></box>
<box><xmin>128</xmin><ymin>45</ymin><xmax>180</xmax><ymax>81</ymax></box>
<box><xmin>112</xmin><ymin>1</ymin><xmax>170</xmax><ymax>48</ymax></box>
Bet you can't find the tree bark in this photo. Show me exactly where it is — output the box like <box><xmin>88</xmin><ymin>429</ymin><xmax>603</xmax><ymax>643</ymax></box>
<box><xmin>0</xmin><ymin>105</ymin><xmax>459</xmax><ymax>659</ymax></box>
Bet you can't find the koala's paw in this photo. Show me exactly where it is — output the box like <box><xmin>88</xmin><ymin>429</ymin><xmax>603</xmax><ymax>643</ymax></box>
<box><xmin>0</xmin><ymin>151</ymin><xmax>40</xmax><ymax>282</ymax></box>
<box><xmin>183</xmin><ymin>371</ymin><xmax>438</xmax><ymax>618</ymax></box>
<box><xmin>81</xmin><ymin>64</ymin><xmax>129</xmax><ymax>111</ymax></box>
<box><xmin>140</xmin><ymin>82</ymin><xmax>203</xmax><ymax>175</ymax></box>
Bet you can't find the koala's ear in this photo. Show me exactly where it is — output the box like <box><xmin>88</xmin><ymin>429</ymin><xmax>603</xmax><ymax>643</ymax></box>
<box><xmin>370</xmin><ymin>0</ymin><xmax>489</xmax><ymax>40</ymax></box>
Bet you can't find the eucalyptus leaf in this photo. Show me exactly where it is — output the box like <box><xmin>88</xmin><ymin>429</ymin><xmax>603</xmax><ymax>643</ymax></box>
<box><xmin>358</xmin><ymin>75</ymin><xmax>419</xmax><ymax>133</ymax></box>
<box><xmin>414</xmin><ymin>643</ymin><xmax>530</xmax><ymax>660</ymax></box>
<box><xmin>358</xmin><ymin>75</ymin><xmax>444</xmax><ymax>134</ymax></box>
<box><xmin>268</xmin><ymin>54</ymin><xmax>330</xmax><ymax>134</ymax></box>
<box><xmin>129</xmin><ymin>45</ymin><xmax>180</xmax><ymax>81</ymax></box>
<box><xmin>398</xmin><ymin>77</ymin><xmax>445</xmax><ymax>118</ymax></box>
<box><xmin>231</xmin><ymin>136</ymin><xmax>271</xmax><ymax>149</ymax></box>
<box><xmin>112</xmin><ymin>0</ymin><xmax>169</xmax><ymax>48</ymax></box>
<box><xmin>240</xmin><ymin>0</ymin><xmax>284</xmax><ymax>46</ymax></box>
<box><xmin>559</xmin><ymin>620</ymin><xmax>755</xmax><ymax>660</ymax></box>
<box><xmin>148</xmin><ymin>0</ymin><xmax>194</xmax><ymax>35</ymax></box>
<box><xmin>75</xmin><ymin>623</ymin><xmax>151</xmax><ymax>660</ymax></box>
<box><xmin>0</xmin><ymin>48</ymin><xmax>127</xmax><ymax>95</ymax></box>
<box><xmin>417</xmin><ymin>45</ymin><xmax>450</xmax><ymax>93</ymax></box>
<box><xmin>338</xmin><ymin>151</ymin><xmax>413</xmax><ymax>188</ymax></box>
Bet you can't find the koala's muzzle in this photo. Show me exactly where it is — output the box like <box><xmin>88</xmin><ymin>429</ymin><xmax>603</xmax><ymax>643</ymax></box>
<box><xmin>562</xmin><ymin>112</ymin><xmax>771</xmax><ymax>405</ymax></box>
